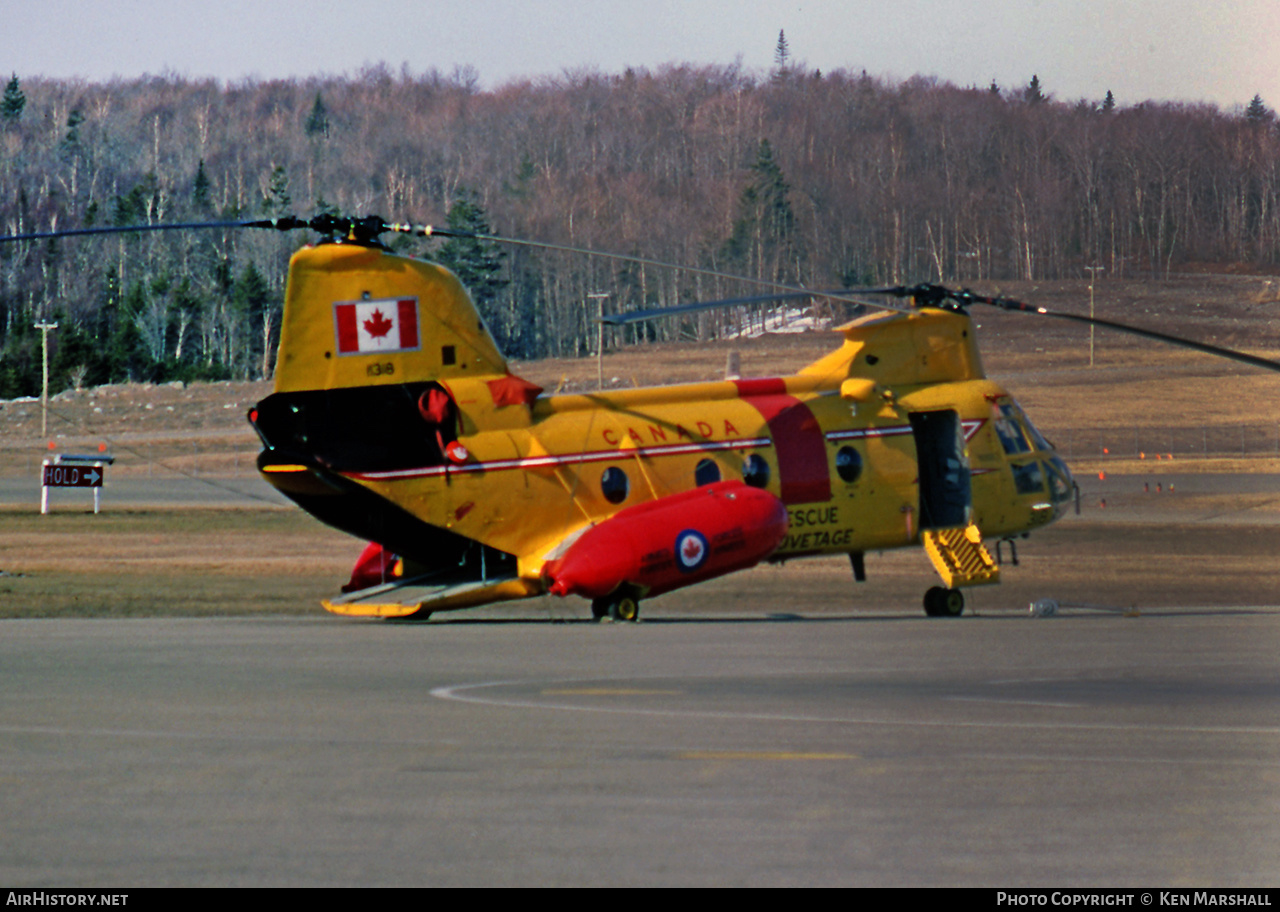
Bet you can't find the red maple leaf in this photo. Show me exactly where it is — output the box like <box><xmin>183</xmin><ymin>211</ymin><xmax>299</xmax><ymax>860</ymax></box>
<box><xmin>682</xmin><ymin>537</ymin><xmax>703</xmax><ymax>562</ymax></box>
<box><xmin>363</xmin><ymin>309</ymin><xmax>393</xmax><ymax>338</ymax></box>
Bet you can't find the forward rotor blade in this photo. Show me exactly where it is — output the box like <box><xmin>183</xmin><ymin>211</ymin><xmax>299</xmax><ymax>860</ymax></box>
<box><xmin>602</xmin><ymin>291</ymin><xmax>822</xmax><ymax>325</ymax></box>
<box><xmin>904</xmin><ymin>285</ymin><xmax>1280</xmax><ymax>375</ymax></box>
<box><xmin>599</xmin><ymin>289</ymin><xmax>906</xmax><ymax>325</ymax></box>
<box><xmin>973</xmin><ymin>292</ymin><xmax>1280</xmax><ymax>374</ymax></box>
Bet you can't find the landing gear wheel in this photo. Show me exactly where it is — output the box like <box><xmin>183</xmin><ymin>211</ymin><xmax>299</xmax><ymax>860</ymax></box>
<box><xmin>923</xmin><ymin>586</ymin><xmax>964</xmax><ymax>617</ymax></box>
<box><xmin>610</xmin><ymin>592</ymin><xmax>640</xmax><ymax>622</ymax></box>
<box><xmin>591</xmin><ymin>585</ymin><xmax>642</xmax><ymax>622</ymax></box>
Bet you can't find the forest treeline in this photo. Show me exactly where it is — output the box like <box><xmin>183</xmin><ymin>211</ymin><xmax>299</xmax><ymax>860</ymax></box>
<box><xmin>1</xmin><ymin>62</ymin><xmax>1277</xmax><ymax>397</ymax></box>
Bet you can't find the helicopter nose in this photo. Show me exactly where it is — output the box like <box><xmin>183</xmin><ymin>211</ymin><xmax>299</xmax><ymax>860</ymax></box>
<box><xmin>1044</xmin><ymin>453</ymin><xmax>1076</xmax><ymax>514</ymax></box>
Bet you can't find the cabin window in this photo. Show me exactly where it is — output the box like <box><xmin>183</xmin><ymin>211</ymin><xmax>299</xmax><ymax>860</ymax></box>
<box><xmin>742</xmin><ymin>454</ymin><xmax>770</xmax><ymax>489</ymax></box>
<box><xmin>1011</xmin><ymin>461</ymin><xmax>1045</xmax><ymax>495</ymax></box>
<box><xmin>835</xmin><ymin>446</ymin><xmax>863</xmax><ymax>484</ymax></box>
<box><xmin>441</xmin><ymin>345</ymin><xmax>456</xmax><ymax>366</ymax></box>
<box><xmin>601</xmin><ymin>466</ymin><xmax>630</xmax><ymax>504</ymax></box>
<box><xmin>695</xmin><ymin>459</ymin><xmax>721</xmax><ymax>487</ymax></box>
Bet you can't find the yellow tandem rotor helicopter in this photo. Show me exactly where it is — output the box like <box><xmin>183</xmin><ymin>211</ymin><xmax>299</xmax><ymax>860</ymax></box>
<box><xmin>9</xmin><ymin>215</ymin><xmax>1280</xmax><ymax>621</ymax></box>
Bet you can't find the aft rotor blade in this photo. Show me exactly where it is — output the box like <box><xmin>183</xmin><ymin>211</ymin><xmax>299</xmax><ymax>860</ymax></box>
<box><xmin>0</xmin><ymin>215</ymin><xmax>909</xmax><ymax>312</ymax></box>
<box><xmin>0</xmin><ymin>219</ymin><xmax>291</xmax><ymax>244</ymax></box>
<box><xmin>410</xmin><ymin>224</ymin><xmax>913</xmax><ymax>305</ymax></box>
<box><xmin>415</xmin><ymin>226</ymin><xmax>797</xmax><ymax>294</ymax></box>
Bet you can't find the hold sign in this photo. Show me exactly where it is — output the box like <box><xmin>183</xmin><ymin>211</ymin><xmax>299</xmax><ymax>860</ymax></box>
<box><xmin>42</xmin><ymin>464</ymin><xmax>104</xmax><ymax>488</ymax></box>
<box><xmin>41</xmin><ymin>455</ymin><xmax>112</xmax><ymax>515</ymax></box>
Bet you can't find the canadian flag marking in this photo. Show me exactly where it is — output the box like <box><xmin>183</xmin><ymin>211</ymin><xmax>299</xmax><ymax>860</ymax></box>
<box><xmin>334</xmin><ymin>299</ymin><xmax>420</xmax><ymax>355</ymax></box>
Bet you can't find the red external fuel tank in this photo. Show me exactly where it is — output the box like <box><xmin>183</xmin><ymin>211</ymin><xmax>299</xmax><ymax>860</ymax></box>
<box><xmin>545</xmin><ymin>480</ymin><xmax>789</xmax><ymax>600</ymax></box>
<box><xmin>342</xmin><ymin>541</ymin><xmax>401</xmax><ymax>593</ymax></box>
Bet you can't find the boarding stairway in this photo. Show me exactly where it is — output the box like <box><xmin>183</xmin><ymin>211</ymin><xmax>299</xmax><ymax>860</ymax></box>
<box><xmin>922</xmin><ymin>523</ymin><xmax>1001</xmax><ymax>589</ymax></box>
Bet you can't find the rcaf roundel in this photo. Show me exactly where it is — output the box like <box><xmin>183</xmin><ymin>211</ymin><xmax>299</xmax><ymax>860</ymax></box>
<box><xmin>334</xmin><ymin>299</ymin><xmax>421</xmax><ymax>355</ymax></box>
<box><xmin>675</xmin><ymin>529</ymin><xmax>709</xmax><ymax>573</ymax></box>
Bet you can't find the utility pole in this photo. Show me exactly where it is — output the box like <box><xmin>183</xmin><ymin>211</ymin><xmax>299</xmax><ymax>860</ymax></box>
<box><xmin>34</xmin><ymin>321</ymin><xmax>58</xmax><ymax>437</ymax></box>
<box><xmin>1083</xmin><ymin>266</ymin><xmax>1104</xmax><ymax>367</ymax></box>
<box><xmin>588</xmin><ymin>292</ymin><xmax>610</xmax><ymax>390</ymax></box>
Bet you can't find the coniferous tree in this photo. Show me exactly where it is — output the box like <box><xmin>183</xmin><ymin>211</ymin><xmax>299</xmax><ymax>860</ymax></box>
<box><xmin>1025</xmin><ymin>74</ymin><xmax>1045</xmax><ymax>105</ymax></box>
<box><xmin>435</xmin><ymin>195</ymin><xmax>509</xmax><ymax>343</ymax></box>
<box><xmin>1246</xmin><ymin>94</ymin><xmax>1271</xmax><ymax>124</ymax></box>
<box><xmin>436</xmin><ymin>198</ymin><xmax>507</xmax><ymax>303</ymax></box>
<box><xmin>232</xmin><ymin>262</ymin><xmax>272</xmax><ymax>379</ymax></box>
<box><xmin>723</xmin><ymin>139</ymin><xmax>797</xmax><ymax>283</ymax></box>
<box><xmin>1101</xmin><ymin>90</ymin><xmax>1116</xmax><ymax>113</ymax></box>
<box><xmin>774</xmin><ymin>30</ymin><xmax>790</xmax><ymax>71</ymax></box>
<box><xmin>503</xmin><ymin>154</ymin><xmax>536</xmax><ymax>199</ymax></box>
<box><xmin>61</xmin><ymin>109</ymin><xmax>84</xmax><ymax>151</ymax></box>
<box><xmin>192</xmin><ymin>159</ymin><xmax>212</xmax><ymax>211</ymax></box>
<box><xmin>263</xmin><ymin>165</ymin><xmax>291</xmax><ymax>215</ymax></box>
<box><xmin>313</xmin><ymin>195</ymin><xmax>340</xmax><ymax>218</ymax></box>
<box><xmin>1</xmin><ymin>73</ymin><xmax>24</xmax><ymax>121</ymax></box>
<box><xmin>50</xmin><ymin>322</ymin><xmax>102</xmax><ymax>391</ymax></box>
<box><xmin>110</xmin><ymin>282</ymin><xmax>151</xmax><ymax>381</ymax></box>
<box><xmin>305</xmin><ymin>92</ymin><xmax>330</xmax><ymax>138</ymax></box>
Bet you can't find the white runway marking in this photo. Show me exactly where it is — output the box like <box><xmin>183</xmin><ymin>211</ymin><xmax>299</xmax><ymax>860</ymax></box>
<box><xmin>429</xmin><ymin>676</ymin><xmax>1280</xmax><ymax>736</ymax></box>
<box><xmin>943</xmin><ymin>696</ymin><xmax>1085</xmax><ymax>708</ymax></box>
<box><xmin>0</xmin><ymin>722</ymin><xmax>458</xmax><ymax>748</ymax></box>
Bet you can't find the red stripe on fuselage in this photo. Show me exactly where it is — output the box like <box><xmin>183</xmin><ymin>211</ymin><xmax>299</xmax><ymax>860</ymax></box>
<box><xmin>734</xmin><ymin>378</ymin><xmax>832</xmax><ymax>505</ymax></box>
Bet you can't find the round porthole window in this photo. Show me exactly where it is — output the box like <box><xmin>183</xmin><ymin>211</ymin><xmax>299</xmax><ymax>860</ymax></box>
<box><xmin>835</xmin><ymin>446</ymin><xmax>863</xmax><ymax>483</ymax></box>
<box><xmin>695</xmin><ymin>458</ymin><xmax>721</xmax><ymax>487</ymax></box>
<box><xmin>742</xmin><ymin>454</ymin><xmax>770</xmax><ymax>489</ymax></box>
<box><xmin>601</xmin><ymin>466</ymin><xmax>629</xmax><ymax>504</ymax></box>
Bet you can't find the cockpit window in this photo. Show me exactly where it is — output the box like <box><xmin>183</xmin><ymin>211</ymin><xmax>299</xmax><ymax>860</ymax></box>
<box><xmin>994</xmin><ymin>414</ymin><xmax>1030</xmax><ymax>454</ymax></box>
<box><xmin>1011</xmin><ymin>461</ymin><xmax>1045</xmax><ymax>495</ymax></box>
<box><xmin>1045</xmin><ymin>457</ymin><xmax>1073</xmax><ymax>504</ymax></box>
<box><xmin>1020</xmin><ymin>411</ymin><xmax>1053</xmax><ymax>452</ymax></box>
<box><xmin>994</xmin><ymin>400</ymin><xmax>1051</xmax><ymax>454</ymax></box>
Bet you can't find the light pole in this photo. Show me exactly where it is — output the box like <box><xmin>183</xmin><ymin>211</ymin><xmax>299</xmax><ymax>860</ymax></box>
<box><xmin>1083</xmin><ymin>266</ymin><xmax>1104</xmax><ymax>367</ymax></box>
<box><xmin>34</xmin><ymin>321</ymin><xmax>58</xmax><ymax>437</ymax></box>
<box><xmin>588</xmin><ymin>292</ymin><xmax>610</xmax><ymax>390</ymax></box>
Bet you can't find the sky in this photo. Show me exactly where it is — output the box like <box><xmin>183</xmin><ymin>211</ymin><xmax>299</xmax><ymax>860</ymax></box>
<box><xmin>1</xmin><ymin>0</ymin><xmax>1277</xmax><ymax>110</ymax></box>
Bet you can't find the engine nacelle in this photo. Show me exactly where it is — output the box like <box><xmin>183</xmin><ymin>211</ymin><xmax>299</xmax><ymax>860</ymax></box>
<box><xmin>545</xmin><ymin>481</ymin><xmax>789</xmax><ymax>600</ymax></box>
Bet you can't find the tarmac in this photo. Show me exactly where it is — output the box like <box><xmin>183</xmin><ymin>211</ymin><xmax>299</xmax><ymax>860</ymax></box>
<box><xmin>0</xmin><ymin>475</ymin><xmax>291</xmax><ymax>510</ymax></box>
<box><xmin>2</xmin><ymin>469</ymin><xmax>1279</xmax><ymax>886</ymax></box>
<box><xmin>1</xmin><ymin>607</ymin><xmax>1278</xmax><ymax>886</ymax></box>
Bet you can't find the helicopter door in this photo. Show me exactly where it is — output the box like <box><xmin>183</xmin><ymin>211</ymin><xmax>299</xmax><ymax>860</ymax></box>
<box><xmin>909</xmin><ymin>409</ymin><xmax>970</xmax><ymax>529</ymax></box>
<box><xmin>417</xmin><ymin>383</ymin><xmax>461</xmax><ymax>464</ymax></box>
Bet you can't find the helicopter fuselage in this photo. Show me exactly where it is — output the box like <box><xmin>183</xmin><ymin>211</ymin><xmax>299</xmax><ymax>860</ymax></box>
<box><xmin>250</xmin><ymin>242</ymin><xmax>1074</xmax><ymax>618</ymax></box>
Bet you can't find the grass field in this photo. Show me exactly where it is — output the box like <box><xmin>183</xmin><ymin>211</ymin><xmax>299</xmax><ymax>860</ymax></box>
<box><xmin>0</xmin><ymin>508</ymin><xmax>356</xmax><ymax>617</ymax></box>
<box><xmin>3</xmin><ymin>505</ymin><xmax>1280</xmax><ymax>619</ymax></box>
